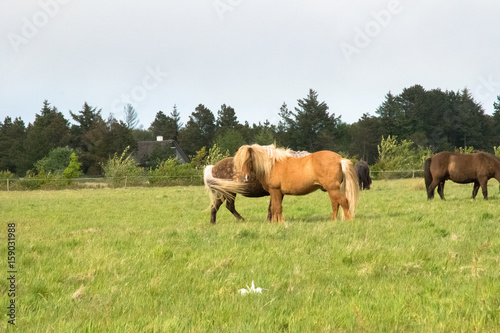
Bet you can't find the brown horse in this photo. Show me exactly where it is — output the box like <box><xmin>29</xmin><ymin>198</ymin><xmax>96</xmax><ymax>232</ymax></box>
<box><xmin>204</xmin><ymin>157</ymin><xmax>268</xmax><ymax>224</ymax></box>
<box><xmin>233</xmin><ymin>144</ymin><xmax>359</xmax><ymax>222</ymax></box>
<box><xmin>204</xmin><ymin>149</ymin><xmax>311</xmax><ymax>224</ymax></box>
<box><xmin>425</xmin><ymin>151</ymin><xmax>500</xmax><ymax>200</ymax></box>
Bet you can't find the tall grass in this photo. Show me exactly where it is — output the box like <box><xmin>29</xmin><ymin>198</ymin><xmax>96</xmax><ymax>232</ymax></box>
<box><xmin>0</xmin><ymin>179</ymin><xmax>499</xmax><ymax>332</ymax></box>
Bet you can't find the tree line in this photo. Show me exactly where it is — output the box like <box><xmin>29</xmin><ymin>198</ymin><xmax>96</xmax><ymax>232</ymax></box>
<box><xmin>1</xmin><ymin>85</ymin><xmax>500</xmax><ymax>177</ymax></box>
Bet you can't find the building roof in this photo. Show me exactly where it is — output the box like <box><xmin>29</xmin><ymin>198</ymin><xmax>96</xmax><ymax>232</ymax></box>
<box><xmin>133</xmin><ymin>139</ymin><xmax>190</xmax><ymax>165</ymax></box>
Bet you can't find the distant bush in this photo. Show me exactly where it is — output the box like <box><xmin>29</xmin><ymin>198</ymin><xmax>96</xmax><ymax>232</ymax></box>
<box><xmin>101</xmin><ymin>147</ymin><xmax>144</xmax><ymax>187</ymax></box>
<box><xmin>34</xmin><ymin>146</ymin><xmax>75</xmax><ymax>174</ymax></box>
<box><xmin>494</xmin><ymin>146</ymin><xmax>500</xmax><ymax>158</ymax></box>
<box><xmin>16</xmin><ymin>169</ymin><xmax>67</xmax><ymax>190</ymax></box>
<box><xmin>62</xmin><ymin>153</ymin><xmax>83</xmax><ymax>182</ymax></box>
<box><xmin>455</xmin><ymin>146</ymin><xmax>474</xmax><ymax>154</ymax></box>
<box><xmin>149</xmin><ymin>158</ymin><xmax>202</xmax><ymax>186</ymax></box>
<box><xmin>0</xmin><ymin>171</ymin><xmax>15</xmax><ymax>190</ymax></box>
<box><xmin>205</xmin><ymin>144</ymin><xmax>230</xmax><ymax>166</ymax></box>
<box><xmin>0</xmin><ymin>170</ymin><xmax>15</xmax><ymax>180</ymax></box>
<box><xmin>190</xmin><ymin>144</ymin><xmax>230</xmax><ymax>169</ymax></box>
<box><xmin>372</xmin><ymin>136</ymin><xmax>431</xmax><ymax>180</ymax></box>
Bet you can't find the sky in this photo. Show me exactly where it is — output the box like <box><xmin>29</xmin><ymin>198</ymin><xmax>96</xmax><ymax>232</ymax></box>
<box><xmin>1</xmin><ymin>0</ymin><xmax>500</xmax><ymax>130</ymax></box>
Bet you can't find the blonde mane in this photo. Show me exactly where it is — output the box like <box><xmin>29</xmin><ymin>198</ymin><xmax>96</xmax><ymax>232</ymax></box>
<box><xmin>234</xmin><ymin>144</ymin><xmax>294</xmax><ymax>180</ymax></box>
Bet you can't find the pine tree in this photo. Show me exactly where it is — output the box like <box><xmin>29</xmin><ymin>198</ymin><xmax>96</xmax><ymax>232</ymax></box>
<box><xmin>491</xmin><ymin>95</ymin><xmax>500</xmax><ymax>144</ymax></box>
<box><xmin>0</xmin><ymin>117</ymin><xmax>27</xmax><ymax>174</ymax></box>
<box><xmin>216</xmin><ymin>104</ymin><xmax>238</xmax><ymax>131</ymax></box>
<box><xmin>69</xmin><ymin>103</ymin><xmax>107</xmax><ymax>174</ymax></box>
<box><xmin>123</xmin><ymin>104</ymin><xmax>139</xmax><ymax>129</ymax></box>
<box><xmin>24</xmin><ymin>100</ymin><xmax>70</xmax><ymax>172</ymax></box>
<box><xmin>150</xmin><ymin>105</ymin><xmax>182</xmax><ymax>142</ymax></box>
<box><xmin>178</xmin><ymin>104</ymin><xmax>216</xmax><ymax>156</ymax></box>
<box><xmin>376</xmin><ymin>92</ymin><xmax>406</xmax><ymax>138</ymax></box>
<box><xmin>70</xmin><ymin>102</ymin><xmax>104</xmax><ymax>148</ymax></box>
<box><xmin>293</xmin><ymin>89</ymin><xmax>339</xmax><ymax>151</ymax></box>
<box><xmin>349</xmin><ymin>113</ymin><xmax>382</xmax><ymax>163</ymax></box>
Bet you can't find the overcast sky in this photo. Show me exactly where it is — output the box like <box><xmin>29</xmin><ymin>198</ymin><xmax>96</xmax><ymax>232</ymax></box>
<box><xmin>2</xmin><ymin>0</ymin><xmax>500</xmax><ymax>130</ymax></box>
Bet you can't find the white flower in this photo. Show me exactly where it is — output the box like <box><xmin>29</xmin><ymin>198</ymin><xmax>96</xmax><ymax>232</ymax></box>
<box><xmin>238</xmin><ymin>281</ymin><xmax>266</xmax><ymax>295</ymax></box>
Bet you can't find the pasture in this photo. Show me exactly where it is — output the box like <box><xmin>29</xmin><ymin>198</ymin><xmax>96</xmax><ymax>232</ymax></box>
<box><xmin>1</xmin><ymin>179</ymin><xmax>499</xmax><ymax>332</ymax></box>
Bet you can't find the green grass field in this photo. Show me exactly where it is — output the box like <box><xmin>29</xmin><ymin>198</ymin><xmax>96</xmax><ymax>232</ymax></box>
<box><xmin>1</xmin><ymin>179</ymin><xmax>499</xmax><ymax>332</ymax></box>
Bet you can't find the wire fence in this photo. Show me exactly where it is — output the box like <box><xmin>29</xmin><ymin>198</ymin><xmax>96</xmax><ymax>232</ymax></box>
<box><xmin>0</xmin><ymin>175</ymin><xmax>204</xmax><ymax>191</ymax></box>
<box><xmin>370</xmin><ymin>169</ymin><xmax>425</xmax><ymax>180</ymax></box>
<box><xmin>0</xmin><ymin>170</ymin><xmax>426</xmax><ymax>191</ymax></box>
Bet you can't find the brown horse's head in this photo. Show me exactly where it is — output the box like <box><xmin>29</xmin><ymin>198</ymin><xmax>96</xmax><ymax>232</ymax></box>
<box><xmin>234</xmin><ymin>145</ymin><xmax>254</xmax><ymax>182</ymax></box>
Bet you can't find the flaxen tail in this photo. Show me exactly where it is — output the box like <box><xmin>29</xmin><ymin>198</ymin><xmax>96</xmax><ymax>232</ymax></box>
<box><xmin>340</xmin><ymin>159</ymin><xmax>360</xmax><ymax>220</ymax></box>
<box><xmin>203</xmin><ymin>165</ymin><xmax>249</xmax><ymax>210</ymax></box>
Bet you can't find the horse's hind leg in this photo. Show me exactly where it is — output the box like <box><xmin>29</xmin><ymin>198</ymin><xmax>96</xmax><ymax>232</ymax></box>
<box><xmin>427</xmin><ymin>179</ymin><xmax>440</xmax><ymax>200</ymax></box>
<box><xmin>225</xmin><ymin>195</ymin><xmax>245</xmax><ymax>221</ymax></box>
<box><xmin>211</xmin><ymin>198</ymin><xmax>224</xmax><ymax>224</ymax></box>
<box><xmin>328</xmin><ymin>189</ymin><xmax>350</xmax><ymax>220</ymax></box>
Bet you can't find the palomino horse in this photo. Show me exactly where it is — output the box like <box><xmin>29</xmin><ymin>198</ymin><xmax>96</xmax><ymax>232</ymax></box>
<box><xmin>233</xmin><ymin>144</ymin><xmax>359</xmax><ymax>222</ymax></box>
<box><xmin>204</xmin><ymin>149</ymin><xmax>311</xmax><ymax>224</ymax></box>
<box><xmin>425</xmin><ymin>151</ymin><xmax>500</xmax><ymax>200</ymax></box>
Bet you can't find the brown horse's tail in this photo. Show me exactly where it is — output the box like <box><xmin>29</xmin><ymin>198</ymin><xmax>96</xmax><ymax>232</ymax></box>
<box><xmin>424</xmin><ymin>157</ymin><xmax>432</xmax><ymax>191</ymax></box>
<box><xmin>203</xmin><ymin>165</ymin><xmax>249</xmax><ymax>210</ymax></box>
<box><xmin>340</xmin><ymin>159</ymin><xmax>360</xmax><ymax>220</ymax></box>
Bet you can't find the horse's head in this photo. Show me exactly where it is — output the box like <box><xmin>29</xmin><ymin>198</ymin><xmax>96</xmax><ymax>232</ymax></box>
<box><xmin>234</xmin><ymin>145</ymin><xmax>254</xmax><ymax>182</ymax></box>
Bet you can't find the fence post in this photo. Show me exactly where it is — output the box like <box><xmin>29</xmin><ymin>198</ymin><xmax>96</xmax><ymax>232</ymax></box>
<box><xmin>412</xmin><ymin>170</ymin><xmax>415</xmax><ymax>178</ymax></box>
<box><xmin>124</xmin><ymin>176</ymin><xmax>128</xmax><ymax>189</ymax></box>
<box><xmin>7</xmin><ymin>178</ymin><xmax>9</xmax><ymax>191</ymax></box>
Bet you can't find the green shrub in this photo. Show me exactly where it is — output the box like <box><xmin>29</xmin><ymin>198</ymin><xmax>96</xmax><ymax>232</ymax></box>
<box><xmin>62</xmin><ymin>153</ymin><xmax>83</xmax><ymax>182</ymax></box>
<box><xmin>494</xmin><ymin>146</ymin><xmax>500</xmax><ymax>158</ymax></box>
<box><xmin>101</xmin><ymin>147</ymin><xmax>144</xmax><ymax>187</ymax></box>
<box><xmin>205</xmin><ymin>144</ymin><xmax>230</xmax><ymax>166</ymax></box>
<box><xmin>190</xmin><ymin>146</ymin><xmax>208</xmax><ymax>170</ymax></box>
<box><xmin>455</xmin><ymin>146</ymin><xmax>474</xmax><ymax>154</ymax></box>
<box><xmin>34</xmin><ymin>146</ymin><xmax>75</xmax><ymax>174</ymax></box>
<box><xmin>372</xmin><ymin>136</ymin><xmax>431</xmax><ymax>180</ymax></box>
<box><xmin>16</xmin><ymin>169</ymin><xmax>66</xmax><ymax>190</ymax></box>
<box><xmin>0</xmin><ymin>171</ymin><xmax>15</xmax><ymax>190</ymax></box>
<box><xmin>190</xmin><ymin>144</ymin><xmax>230</xmax><ymax>169</ymax></box>
<box><xmin>149</xmin><ymin>158</ymin><xmax>202</xmax><ymax>186</ymax></box>
<box><xmin>0</xmin><ymin>170</ymin><xmax>15</xmax><ymax>180</ymax></box>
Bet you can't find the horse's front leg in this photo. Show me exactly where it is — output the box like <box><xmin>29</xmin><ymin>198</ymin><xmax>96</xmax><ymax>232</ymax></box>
<box><xmin>266</xmin><ymin>200</ymin><xmax>272</xmax><ymax>221</ymax></box>
<box><xmin>437</xmin><ymin>181</ymin><xmax>445</xmax><ymax>200</ymax></box>
<box><xmin>269</xmin><ymin>189</ymin><xmax>284</xmax><ymax>223</ymax></box>
<box><xmin>472</xmin><ymin>181</ymin><xmax>480</xmax><ymax>199</ymax></box>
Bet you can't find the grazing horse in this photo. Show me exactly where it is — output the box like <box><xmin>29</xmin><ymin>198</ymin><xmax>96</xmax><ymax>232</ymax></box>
<box><xmin>425</xmin><ymin>151</ymin><xmax>500</xmax><ymax>200</ymax></box>
<box><xmin>233</xmin><ymin>144</ymin><xmax>359</xmax><ymax>222</ymax></box>
<box><xmin>355</xmin><ymin>161</ymin><xmax>372</xmax><ymax>190</ymax></box>
<box><xmin>204</xmin><ymin>157</ymin><xmax>268</xmax><ymax>224</ymax></box>
<box><xmin>204</xmin><ymin>149</ymin><xmax>311</xmax><ymax>224</ymax></box>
